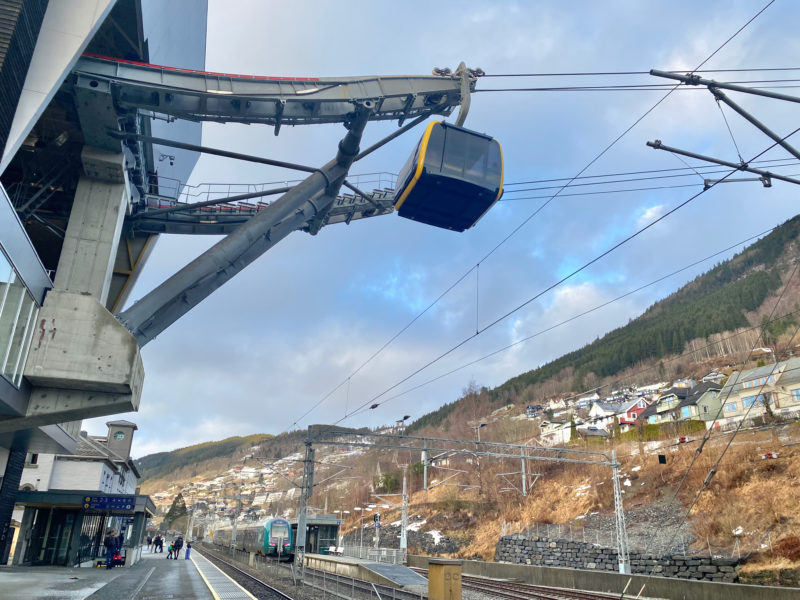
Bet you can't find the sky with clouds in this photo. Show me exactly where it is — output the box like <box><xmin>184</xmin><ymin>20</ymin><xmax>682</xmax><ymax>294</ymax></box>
<box><xmin>84</xmin><ymin>0</ymin><xmax>800</xmax><ymax>457</ymax></box>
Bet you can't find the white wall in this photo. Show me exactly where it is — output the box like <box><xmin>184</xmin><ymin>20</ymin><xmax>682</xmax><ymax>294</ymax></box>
<box><xmin>19</xmin><ymin>454</ymin><xmax>55</xmax><ymax>491</ymax></box>
<box><xmin>49</xmin><ymin>459</ymin><xmax>102</xmax><ymax>490</ymax></box>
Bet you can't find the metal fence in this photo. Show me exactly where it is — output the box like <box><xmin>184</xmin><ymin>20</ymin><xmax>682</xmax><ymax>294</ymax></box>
<box><xmin>341</xmin><ymin>545</ymin><xmax>405</xmax><ymax>564</ymax></box>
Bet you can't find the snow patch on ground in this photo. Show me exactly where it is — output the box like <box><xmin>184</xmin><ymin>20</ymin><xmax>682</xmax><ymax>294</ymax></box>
<box><xmin>427</xmin><ymin>530</ymin><xmax>443</xmax><ymax>544</ymax></box>
<box><xmin>631</xmin><ymin>466</ymin><xmax>642</xmax><ymax>472</ymax></box>
<box><xmin>407</xmin><ymin>519</ymin><xmax>427</xmax><ymax>532</ymax></box>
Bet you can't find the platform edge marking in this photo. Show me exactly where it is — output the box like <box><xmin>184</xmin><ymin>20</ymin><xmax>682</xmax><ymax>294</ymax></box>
<box><xmin>192</xmin><ymin>552</ymin><xmax>258</xmax><ymax>600</ymax></box>
<box><xmin>191</xmin><ymin>555</ymin><xmax>223</xmax><ymax>600</ymax></box>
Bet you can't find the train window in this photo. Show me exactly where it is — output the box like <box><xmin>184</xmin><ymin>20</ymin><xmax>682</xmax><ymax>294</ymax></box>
<box><xmin>272</xmin><ymin>522</ymin><xmax>289</xmax><ymax>537</ymax></box>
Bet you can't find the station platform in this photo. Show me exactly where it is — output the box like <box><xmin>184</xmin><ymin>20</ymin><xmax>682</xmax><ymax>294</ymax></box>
<box><xmin>0</xmin><ymin>546</ymin><xmax>257</xmax><ymax>600</ymax></box>
<box><xmin>304</xmin><ymin>552</ymin><xmax>428</xmax><ymax>591</ymax></box>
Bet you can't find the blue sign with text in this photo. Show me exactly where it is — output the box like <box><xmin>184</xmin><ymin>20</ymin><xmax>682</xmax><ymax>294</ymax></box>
<box><xmin>83</xmin><ymin>496</ymin><xmax>135</xmax><ymax>511</ymax></box>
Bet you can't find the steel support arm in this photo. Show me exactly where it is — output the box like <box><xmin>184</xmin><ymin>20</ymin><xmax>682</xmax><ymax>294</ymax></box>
<box><xmin>708</xmin><ymin>88</ymin><xmax>800</xmax><ymax>162</ymax></box>
<box><xmin>646</xmin><ymin>140</ymin><xmax>800</xmax><ymax>186</ymax></box>
<box><xmin>649</xmin><ymin>69</ymin><xmax>800</xmax><ymax>104</ymax></box>
<box><xmin>117</xmin><ymin>110</ymin><xmax>371</xmax><ymax>346</ymax></box>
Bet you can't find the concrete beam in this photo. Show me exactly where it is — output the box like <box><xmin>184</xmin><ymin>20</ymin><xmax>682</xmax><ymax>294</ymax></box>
<box><xmin>24</xmin><ymin>290</ymin><xmax>144</xmax><ymax>395</ymax></box>
<box><xmin>0</xmin><ymin>388</ymin><xmax>139</xmax><ymax>434</ymax></box>
<box><xmin>4</xmin><ymin>290</ymin><xmax>143</xmax><ymax>432</ymax></box>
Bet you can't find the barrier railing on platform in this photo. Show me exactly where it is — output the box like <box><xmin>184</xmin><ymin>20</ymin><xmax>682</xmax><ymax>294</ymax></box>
<box><xmin>341</xmin><ymin>545</ymin><xmax>404</xmax><ymax>564</ymax></box>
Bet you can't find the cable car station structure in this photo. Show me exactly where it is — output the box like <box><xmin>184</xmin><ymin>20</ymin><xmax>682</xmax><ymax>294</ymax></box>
<box><xmin>3</xmin><ymin>54</ymin><xmax>490</xmax><ymax>434</ymax></box>
<box><xmin>0</xmin><ymin>2</ymin><xmax>501</xmax><ymax>562</ymax></box>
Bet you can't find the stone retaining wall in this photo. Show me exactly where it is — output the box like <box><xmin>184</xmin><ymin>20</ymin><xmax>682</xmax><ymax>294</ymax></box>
<box><xmin>495</xmin><ymin>534</ymin><xmax>739</xmax><ymax>582</ymax></box>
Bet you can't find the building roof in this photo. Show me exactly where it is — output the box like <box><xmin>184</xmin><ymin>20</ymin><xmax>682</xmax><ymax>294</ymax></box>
<box><xmin>106</xmin><ymin>420</ymin><xmax>138</xmax><ymax>430</ymax></box>
<box><xmin>720</xmin><ymin>357</ymin><xmax>800</xmax><ymax>395</ymax></box>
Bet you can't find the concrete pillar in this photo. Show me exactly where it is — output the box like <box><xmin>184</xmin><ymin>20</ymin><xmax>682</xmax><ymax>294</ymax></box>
<box><xmin>12</xmin><ymin>504</ymin><xmax>36</xmax><ymax>566</ymax></box>
<box><xmin>54</xmin><ymin>148</ymin><xmax>129</xmax><ymax>304</ymax></box>
<box><xmin>0</xmin><ymin>449</ymin><xmax>26</xmax><ymax>564</ymax></box>
<box><xmin>10</xmin><ymin>147</ymin><xmax>144</xmax><ymax>432</ymax></box>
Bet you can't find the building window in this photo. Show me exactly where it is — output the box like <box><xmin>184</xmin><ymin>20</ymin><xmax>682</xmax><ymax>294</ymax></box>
<box><xmin>25</xmin><ymin>453</ymin><xmax>38</xmax><ymax>465</ymax></box>
<box><xmin>742</xmin><ymin>394</ymin><xmax>768</xmax><ymax>408</ymax></box>
<box><xmin>0</xmin><ymin>248</ymin><xmax>39</xmax><ymax>387</ymax></box>
<box><xmin>724</xmin><ymin>402</ymin><xmax>738</xmax><ymax>412</ymax></box>
<box><xmin>792</xmin><ymin>389</ymin><xmax>800</xmax><ymax>403</ymax></box>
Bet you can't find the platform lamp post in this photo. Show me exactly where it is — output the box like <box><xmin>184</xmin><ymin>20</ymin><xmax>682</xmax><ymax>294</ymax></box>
<box><xmin>354</xmin><ymin>507</ymin><xmax>365</xmax><ymax>556</ymax></box>
<box><xmin>472</xmin><ymin>422</ymin><xmax>487</xmax><ymax>442</ymax></box>
<box><xmin>333</xmin><ymin>510</ymin><xmax>349</xmax><ymax>550</ymax></box>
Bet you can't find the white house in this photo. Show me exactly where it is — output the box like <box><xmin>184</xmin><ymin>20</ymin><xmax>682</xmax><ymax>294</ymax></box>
<box><xmin>539</xmin><ymin>421</ymin><xmax>572</xmax><ymax>447</ymax></box>
<box><xmin>18</xmin><ymin>421</ymin><xmax>139</xmax><ymax>495</ymax></box>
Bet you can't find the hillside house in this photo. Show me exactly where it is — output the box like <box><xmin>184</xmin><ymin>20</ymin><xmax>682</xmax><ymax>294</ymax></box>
<box><xmin>715</xmin><ymin>358</ymin><xmax>800</xmax><ymax>427</ymax></box>
<box><xmin>644</xmin><ymin>382</ymin><xmax>722</xmax><ymax>425</ymax></box>
<box><xmin>525</xmin><ymin>405</ymin><xmax>544</xmax><ymax>418</ymax></box>
<box><xmin>617</xmin><ymin>398</ymin><xmax>649</xmax><ymax>426</ymax></box>
<box><xmin>701</xmin><ymin>371</ymin><xmax>727</xmax><ymax>384</ymax></box>
<box><xmin>587</xmin><ymin>402</ymin><xmax>619</xmax><ymax>430</ymax></box>
<box><xmin>539</xmin><ymin>420</ymin><xmax>572</xmax><ymax>446</ymax></box>
<box><xmin>644</xmin><ymin>390</ymin><xmax>684</xmax><ymax>424</ymax></box>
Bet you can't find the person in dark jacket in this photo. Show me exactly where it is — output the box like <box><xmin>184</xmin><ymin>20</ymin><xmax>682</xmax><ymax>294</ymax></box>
<box><xmin>103</xmin><ymin>529</ymin><xmax>116</xmax><ymax>569</ymax></box>
<box><xmin>173</xmin><ymin>536</ymin><xmax>183</xmax><ymax>560</ymax></box>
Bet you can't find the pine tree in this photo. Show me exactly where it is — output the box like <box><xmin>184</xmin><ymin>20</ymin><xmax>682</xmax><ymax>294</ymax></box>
<box><xmin>164</xmin><ymin>492</ymin><xmax>187</xmax><ymax>526</ymax></box>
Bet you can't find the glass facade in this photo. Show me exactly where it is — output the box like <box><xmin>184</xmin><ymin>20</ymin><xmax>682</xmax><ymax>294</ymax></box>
<box><xmin>0</xmin><ymin>246</ymin><xmax>39</xmax><ymax>387</ymax></box>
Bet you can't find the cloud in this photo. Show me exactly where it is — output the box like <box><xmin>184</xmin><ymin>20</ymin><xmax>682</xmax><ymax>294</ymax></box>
<box><xmin>636</xmin><ymin>204</ymin><xmax>665</xmax><ymax>229</ymax></box>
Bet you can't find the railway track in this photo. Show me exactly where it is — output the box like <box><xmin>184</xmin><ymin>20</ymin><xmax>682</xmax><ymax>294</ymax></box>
<box><xmin>412</xmin><ymin>567</ymin><xmax>650</xmax><ymax>600</ymax></box>
<box><xmin>197</xmin><ymin>548</ymin><xmax>296</xmax><ymax>600</ymax></box>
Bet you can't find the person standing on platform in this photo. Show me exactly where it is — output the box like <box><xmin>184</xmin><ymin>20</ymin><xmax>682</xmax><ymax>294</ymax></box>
<box><xmin>173</xmin><ymin>535</ymin><xmax>183</xmax><ymax>560</ymax></box>
<box><xmin>103</xmin><ymin>529</ymin><xmax>116</xmax><ymax>569</ymax></box>
<box><xmin>156</xmin><ymin>534</ymin><xmax>163</xmax><ymax>553</ymax></box>
<box><xmin>185</xmin><ymin>541</ymin><xmax>192</xmax><ymax>560</ymax></box>
<box><xmin>146</xmin><ymin>534</ymin><xmax>152</xmax><ymax>552</ymax></box>
<box><xmin>166</xmin><ymin>541</ymin><xmax>174</xmax><ymax>559</ymax></box>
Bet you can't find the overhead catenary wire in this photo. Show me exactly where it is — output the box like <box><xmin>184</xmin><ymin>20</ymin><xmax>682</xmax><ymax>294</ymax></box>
<box><xmin>475</xmin><ymin>82</ymin><xmax>800</xmax><ymax>93</ymax></box>
<box><xmin>502</xmin><ymin>157</ymin><xmax>798</xmax><ymax>187</ymax></box>
<box><xmin>482</xmin><ymin>67</ymin><xmax>800</xmax><ymax>77</ymax></box>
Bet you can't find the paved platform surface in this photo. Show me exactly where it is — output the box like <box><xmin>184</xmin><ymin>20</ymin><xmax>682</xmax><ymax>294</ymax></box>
<box><xmin>0</xmin><ymin>546</ymin><xmax>256</xmax><ymax>600</ymax></box>
<box><xmin>364</xmin><ymin>561</ymin><xmax>428</xmax><ymax>587</ymax></box>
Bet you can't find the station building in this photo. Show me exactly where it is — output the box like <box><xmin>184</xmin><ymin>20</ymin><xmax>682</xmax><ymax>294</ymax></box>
<box><xmin>0</xmin><ymin>0</ymin><xmax>207</xmax><ymax>563</ymax></box>
<box><xmin>11</xmin><ymin>419</ymin><xmax>155</xmax><ymax>567</ymax></box>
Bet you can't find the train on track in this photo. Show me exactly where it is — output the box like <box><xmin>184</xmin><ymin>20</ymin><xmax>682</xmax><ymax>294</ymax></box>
<box><xmin>211</xmin><ymin>517</ymin><xmax>294</xmax><ymax>561</ymax></box>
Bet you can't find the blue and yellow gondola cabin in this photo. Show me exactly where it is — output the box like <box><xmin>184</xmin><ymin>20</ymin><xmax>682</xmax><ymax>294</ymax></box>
<box><xmin>394</xmin><ymin>121</ymin><xmax>503</xmax><ymax>232</ymax></box>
